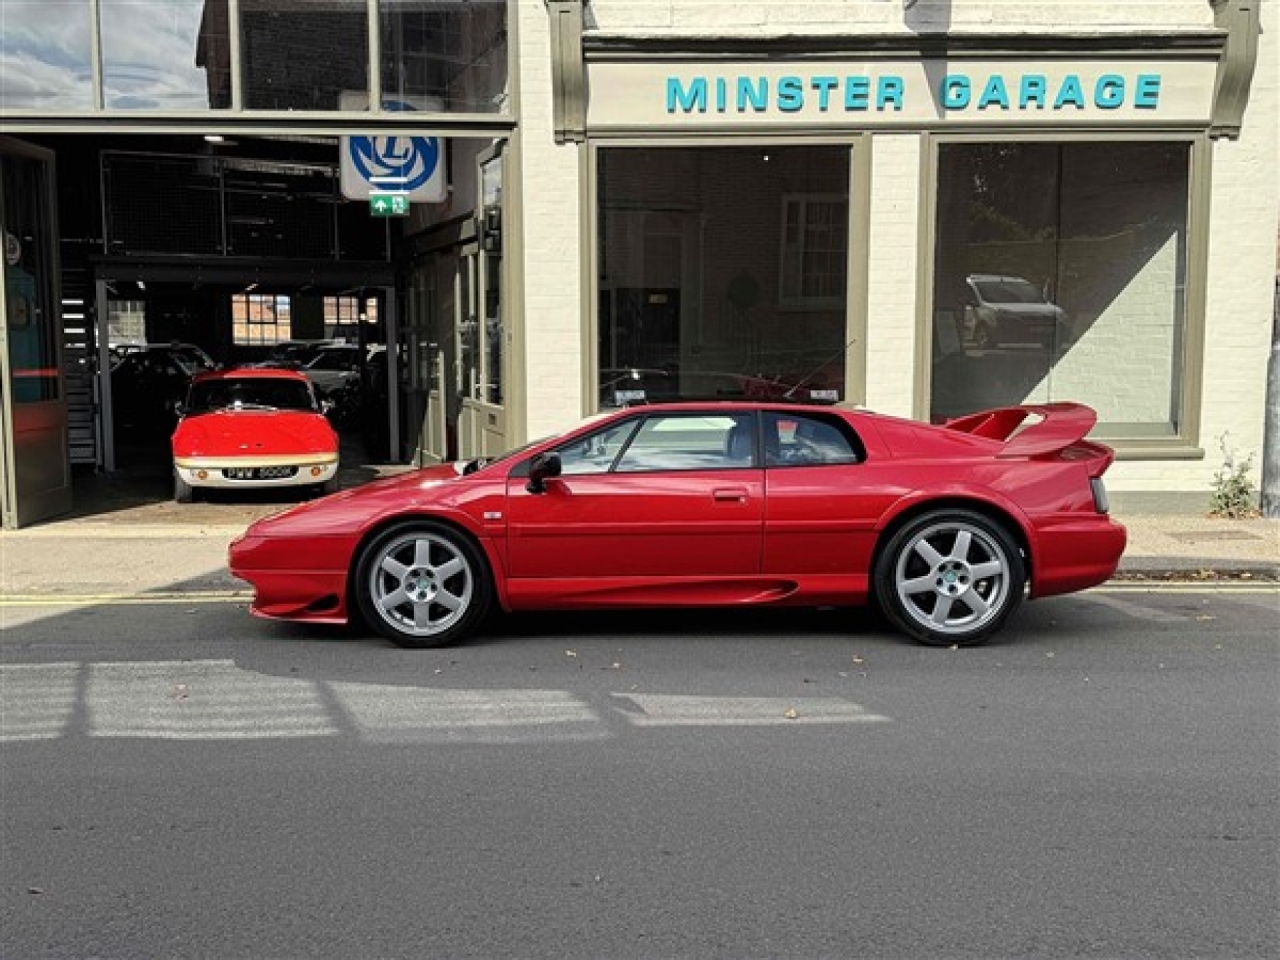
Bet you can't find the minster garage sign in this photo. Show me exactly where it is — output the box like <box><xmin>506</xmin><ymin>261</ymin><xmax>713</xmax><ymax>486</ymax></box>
<box><xmin>585</xmin><ymin>57</ymin><xmax>1218</xmax><ymax>131</ymax></box>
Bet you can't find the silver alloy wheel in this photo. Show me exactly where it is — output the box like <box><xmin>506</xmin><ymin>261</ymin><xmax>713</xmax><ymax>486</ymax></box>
<box><xmin>366</xmin><ymin>530</ymin><xmax>474</xmax><ymax>639</ymax></box>
<box><xmin>892</xmin><ymin>520</ymin><xmax>1012</xmax><ymax>638</ymax></box>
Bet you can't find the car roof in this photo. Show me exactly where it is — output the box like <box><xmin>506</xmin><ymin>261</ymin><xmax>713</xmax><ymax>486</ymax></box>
<box><xmin>601</xmin><ymin>399</ymin><xmax>844</xmax><ymax>415</ymax></box>
<box><xmin>191</xmin><ymin>368</ymin><xmax>310</xmax><ymax>384</ymax></box>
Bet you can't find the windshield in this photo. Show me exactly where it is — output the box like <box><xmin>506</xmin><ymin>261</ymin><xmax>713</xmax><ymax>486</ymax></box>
<box><xmin>307</xmin><ymin>349</ymin><xmax>358</xmax><ymax>371</ymax></box>
<box><xmin>186</xmin><ymin>378</ymin><xmax>316</xmax><ymax>413</ymax></box>
<box><xmin>974</xmin><ymin>278</ymin><xmax>1045</xmax><ymax>305</ymax></box>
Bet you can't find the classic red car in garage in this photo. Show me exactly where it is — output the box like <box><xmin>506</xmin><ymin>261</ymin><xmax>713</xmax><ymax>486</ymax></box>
<box><xmin>172</xmin><ymin>369</ymin><xmax>339</xmax><ymax>503</ymax></box>
<box><xmin>229</xmin><ymin>400</ymin><xmax>1125</xmax><ymax>649</ymax></box>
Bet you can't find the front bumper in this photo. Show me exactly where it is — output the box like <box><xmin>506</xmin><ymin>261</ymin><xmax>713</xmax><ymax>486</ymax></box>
<box><xmin>176</xmin><ymin>454</ymin><xmax>338</xmax><ymax>490</ymax></box>
<box><xmin>228</xmin><ymin>532</ymin><xmax>353</xmax><ymax>623</ymax></box>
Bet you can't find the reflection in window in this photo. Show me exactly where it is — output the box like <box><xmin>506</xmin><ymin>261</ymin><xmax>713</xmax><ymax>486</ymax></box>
<box><xmin>239</xmin><ymin>0</ymin><xmax>369</xmax><ymax>111</ymax></box>
<box><xmin>930</xmin><ymin>142</ymin><xmax>1191</xmax><ymax>439</ymax></box>
<box><xmin>0</xmin><ymin>1</ymin><xmax>94</xmax><ymax>109</ymax></box>
<box><xmin>598</xmin><ymin>147</ymin><xmax>850</xmax><ymax>409</ymax></box>
<box><xmin>780</xmin><ymin>195</ymin><xmax>848</xmax><ymax>309</ymax></box>
<box><xmin>2</xmin><ymin>153</ymin><xmax>60</xmax><ymax>401</ymax></box>
<box><xmin>101</xmin><ymin>0</ymin><xmax>223</xmax><ymax>109</ymax></box>
<box><xmin>381</xmin><ymin>0</ymin><xmax>508</xmax><ymax>114</ymax></box>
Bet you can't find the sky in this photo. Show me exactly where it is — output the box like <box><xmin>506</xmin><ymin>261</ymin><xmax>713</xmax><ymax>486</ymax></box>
<box><xmin>1</xmin><ymin>0</ymin><xmax>210</xmax><ymax>110</ymax></box>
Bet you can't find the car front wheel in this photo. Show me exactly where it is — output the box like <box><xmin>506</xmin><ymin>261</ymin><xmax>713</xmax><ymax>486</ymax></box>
<box><xmin>354</xmin><ymin>522</ymin><xmax>491</xmax><ymax>649</ymax></box>
<box><xmin>174</xmin><ymin>470</ymin><xmax>195</xmax><ymax>504</ymax></box>
<box><xmin>874</xmin><ymin>509</ymin><xmax>1025</xmax><ymax>647</ymax></box>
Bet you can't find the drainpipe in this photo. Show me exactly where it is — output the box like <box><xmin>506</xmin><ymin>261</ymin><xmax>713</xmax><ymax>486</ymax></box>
<box><xmin>1263</xmin><ymin>277</ymin><xmax>1279</xmax><ymax>517</ymax></box>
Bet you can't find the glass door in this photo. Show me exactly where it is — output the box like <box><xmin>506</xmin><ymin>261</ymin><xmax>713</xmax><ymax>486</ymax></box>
<box><xmin>0</xmin><ymin>138</ymin><xmax>70</xmax><ymax>528</ymax></box>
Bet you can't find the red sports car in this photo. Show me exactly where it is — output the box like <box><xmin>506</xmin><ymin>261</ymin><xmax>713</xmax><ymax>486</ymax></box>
<box><xmin>228</xmin><ymin>401</ymin><xmax>1125</xmax><ymax>648</ymax></box>
<box><xmin>172</xmin><ymin>369</ymin><xmax>339</xmax><ymax>503</ymax></box>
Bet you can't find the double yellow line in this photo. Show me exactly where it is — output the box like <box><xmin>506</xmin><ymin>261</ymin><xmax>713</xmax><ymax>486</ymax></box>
<box><xmin>0</xmin><ymin>590</ymin><xmax>250</xmax><ymax>608</ymax></box>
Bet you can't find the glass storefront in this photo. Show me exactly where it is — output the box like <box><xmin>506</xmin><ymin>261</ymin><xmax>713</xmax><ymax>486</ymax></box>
<box><xmin>1</xmin><ymin>0</ymin><xmax>510</xmax><ymax>116</ymax></box>
<box><xmin>596</xmin><ymin>145</ymin><xmax>851</xmax><ymax>408</ymax></box>
<box><xmin>930</xmin><ymin>140</ymin><xmax>1191</xmax><ymax>439</ymax></box>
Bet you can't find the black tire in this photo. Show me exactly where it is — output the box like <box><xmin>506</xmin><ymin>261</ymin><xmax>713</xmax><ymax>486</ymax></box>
<box><xmin>353</xmin><ymin>521</ymin><xmax>492</xmax><ymax>649</ymax></box>
<box><xmin>874</xmin><ymin>509</ymin><xmax>1025</xmax><ymax>647</ymax></box>
<box><xmin>174</xmin><ymin>470</ymin><xmax>195</xmax><ymax>504</ymax></box>
<box><xmin>320</xmin><ymin>476</ymin><xmax>340</xmax><ymax>496</ymax></box>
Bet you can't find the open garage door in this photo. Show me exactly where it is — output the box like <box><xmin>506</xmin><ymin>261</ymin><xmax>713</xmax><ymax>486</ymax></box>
<box><xmin>0</xmin><ymin>138</ymin><xmax>71</xmax><ymax>528</ymax></box>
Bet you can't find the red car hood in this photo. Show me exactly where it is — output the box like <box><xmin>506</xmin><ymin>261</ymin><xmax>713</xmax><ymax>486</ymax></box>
<box><xmin>173</xmin><ymin>410</ymin><xmax>337</xmax><ymax>459</ymax></box>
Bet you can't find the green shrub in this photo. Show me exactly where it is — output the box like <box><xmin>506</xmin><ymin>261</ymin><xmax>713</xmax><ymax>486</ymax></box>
<box><xmin>1209</xmin><ymin>435</ymin><xmax>1260</xmax><ymax>519</ymax></box>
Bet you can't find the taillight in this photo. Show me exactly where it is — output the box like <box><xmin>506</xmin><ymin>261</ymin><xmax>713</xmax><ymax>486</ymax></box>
<box><xmin>1090</xmin><ymin>476</ymin><xmax>1110</xmax><ymax>514</ymax></box>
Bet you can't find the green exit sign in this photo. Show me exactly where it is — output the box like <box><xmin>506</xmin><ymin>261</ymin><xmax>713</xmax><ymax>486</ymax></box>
<box><xmin>370</xmin><ymin>193</ymin><xmax>410</xmax><ymax>217</ymax></box>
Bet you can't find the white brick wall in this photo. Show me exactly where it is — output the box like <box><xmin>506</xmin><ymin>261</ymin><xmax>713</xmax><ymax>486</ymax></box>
<box><xmin>865</xmin><ymin>135</ymin><xmax>922</xmax><ymax>416</ymax></box>
<box><xmin>587</xmin><ymin>1</ymin><xmax>1213</xmax><ymax>33</ymax></box>
<box><xmin>513</xmin><ymin>0</ymin><xmax>1277</xmax><ymax>498</ymax></box>
<box><xmin>515</xmin><ymin>0</ymin><xmax>586</xmax><ymax>440</ymax></box>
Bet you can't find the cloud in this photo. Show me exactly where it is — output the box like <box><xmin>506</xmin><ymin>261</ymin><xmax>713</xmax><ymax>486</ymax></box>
<box><xmin>0</xmin><ymin>0</ymin><xmax>214</xmax><ymax>110</ymax></box>
<box><xmin>100</xmin><ymin>0</ymin><xmax>211</xmax><ymax>109</ymax></box>
<box><xmin>0</xmin><ymin>0</ymin><xmax>94</xmax><ymax>108</ymax></box>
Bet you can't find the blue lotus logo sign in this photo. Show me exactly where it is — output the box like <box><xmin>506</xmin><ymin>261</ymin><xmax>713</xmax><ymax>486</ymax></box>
<box><xmin>340</xmin><ymin>96</ymin><xmax>446</xmax><ymax>203</ymax></box>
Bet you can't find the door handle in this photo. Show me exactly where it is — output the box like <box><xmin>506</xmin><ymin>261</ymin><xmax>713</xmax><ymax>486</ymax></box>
<box><xmin>712</xmin><ymin>487</ymin><xmax>749</xmax><ymax>503</ymax></box>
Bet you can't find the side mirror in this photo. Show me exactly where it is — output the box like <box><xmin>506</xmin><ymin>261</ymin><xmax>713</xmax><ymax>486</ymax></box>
<box><xmin>320</xmin><ymin>399</ymin><xmax>334</xmax><ymax>415</ymax></box>
<box><xmin>170</xmin><ymin>400</ymin><xmax>185</xmax><ymax>417</ymax></box>
<box><xmin>525</xmin><ymin>451</ymin><xmax>562</xmax><ymax>494</ymax></box>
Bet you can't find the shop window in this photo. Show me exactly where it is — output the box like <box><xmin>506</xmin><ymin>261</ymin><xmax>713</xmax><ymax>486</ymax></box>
<box><xmin>779</xmin><ymin>196</ymin><xmax>848</xmax><ymax>310</ymax></box>
<box><xmin>598</xmin><ymin>146</ymin><xmax>851</xmax><ymax>408</ymax></box>
<box><xmin>232</xmin><ymin>293</ymin><xmax>292</xmax><ymax>345</ymax></box>
<box><xmin>930</xmin><ymin>141</ymin><xmax>1192</xmax><ymax>441</ymax></box>
<box><xmin>0</xmin><ymin>1</ymin><xmax>94</xmax><ymax>110</ymax></box>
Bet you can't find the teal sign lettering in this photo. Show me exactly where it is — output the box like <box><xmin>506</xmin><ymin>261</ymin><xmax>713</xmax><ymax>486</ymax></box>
<box><xmin>663</xmin><ymin>71</ymin><xmax>1165</xmax><ymax>115</ymax></box>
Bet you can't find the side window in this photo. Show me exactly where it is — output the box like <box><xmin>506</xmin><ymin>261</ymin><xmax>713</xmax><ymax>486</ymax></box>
<box><xmin>553</xmin><ymin>419</ymin><xmax>641</xmax><ymax>475</ymax></box>
<box><xmin>615</xmin><ymin>413</ymin><xmax>756</xmax><ymax>472</ymax></box>
<box><xmin>765</xmin><ymin>412</ymin><xmax>861</xmax><ymax>467</ymax></box>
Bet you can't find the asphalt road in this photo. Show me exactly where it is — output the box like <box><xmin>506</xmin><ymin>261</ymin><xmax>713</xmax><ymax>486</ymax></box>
<box><xmin>2</xmin><ymin>585</ymin><xmax>1277</xmax><ymax>960</ymax></box>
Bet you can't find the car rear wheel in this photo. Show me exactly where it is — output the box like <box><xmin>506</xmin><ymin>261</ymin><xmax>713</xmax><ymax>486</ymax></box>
<box><xmin>174</xmin><ymin>470</ymin><xmax>195</xmax><ymax>504</ymax></box>
<box><xmin>354</xmin><ymin>522</ymin><xmax>491</xmax><ymax>649</ymax></box>
<box><xmin>875</xmin><ymin>509</ymin><xmax>1025</xmax><ymax>647</ymax></box>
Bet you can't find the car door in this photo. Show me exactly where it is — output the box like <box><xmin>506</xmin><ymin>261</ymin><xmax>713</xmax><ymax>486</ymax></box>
<box><xmin>505</xmin><ymin>411</ymin><xmax>764</xmax><ymax>580</ymax></box>
<box><xmin>760</xmin><ymin>411</ymin><xmax>898</xmax><ymax>577</ymax></box>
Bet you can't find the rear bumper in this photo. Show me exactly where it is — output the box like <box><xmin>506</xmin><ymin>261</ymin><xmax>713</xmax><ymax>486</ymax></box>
<box><xmin>1030</xmin><ymin>515</ymin><xmax>1128</xmax><ymax>598</ymax></box>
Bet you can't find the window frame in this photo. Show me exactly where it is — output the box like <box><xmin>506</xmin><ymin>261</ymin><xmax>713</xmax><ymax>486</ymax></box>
<box><xmin>763</xmin><ymin>411</ymin><xmax>865</xmax><ymax>468</ymax></box>
<box><xmin>778</xmin><ymin>192</ymin><xmax>851</xmax><ymax>312</ymax></box>
<box><xmin>232</xmin><ymin>292</ymin><xmax>292</xmax><ymax>346</ymax></box>
<box><xmin>918</xmin><ymin>131</ymin><xmax>1210</xmax><ymax>460</ymax></box>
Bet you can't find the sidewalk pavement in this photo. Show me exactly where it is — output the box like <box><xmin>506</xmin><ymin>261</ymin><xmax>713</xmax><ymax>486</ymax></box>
<box><xmin>1</xmin><ymin>495</ymin><xmax>1276</xmax><ymax>598</ymax></box>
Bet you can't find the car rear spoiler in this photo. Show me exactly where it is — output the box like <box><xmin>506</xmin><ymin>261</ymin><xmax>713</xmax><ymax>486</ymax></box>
<box><xmin>945</xmin><ymin>403</ymin><xmax>1113</xmax><ymax>468</ymax></box>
